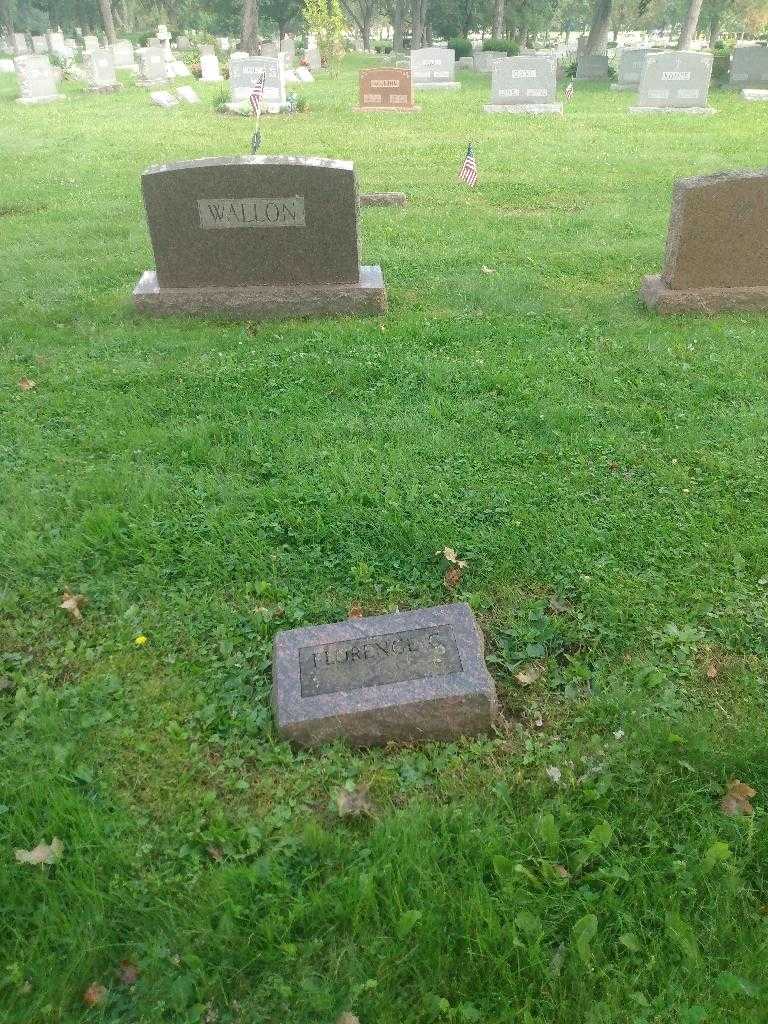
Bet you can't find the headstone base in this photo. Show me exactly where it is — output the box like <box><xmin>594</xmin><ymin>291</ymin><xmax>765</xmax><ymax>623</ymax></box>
<box><xmin>132</xmin><ymin>266</ymin><xmax>387</xmax><ymax>321</ymax></box>
<box><xmin>609</xmin><ymin>83</ymin><xmax>636</xmax><ymax>90</ymax></box>
<box><xmin>742</xmin><ymin>88</ymin><xmax>768</xmax><ymax>101</ymax></box>
<box><xmin>16</xmin><ymin>93</ymin><xmax>66</xmax><ymax>104</ymax></box>
<box><xmin>413</xmin><ymin>80</ymin><xmax>461</xmax><ymax>89</ymax></box>
<box><xmin>640</xmin><ymin>274</ymin><xmax>768</xmax><ymax>314</ymax></box>
<box><xmin>352</xmin><ymin>104</ymin><xmax>421</xmax><ymax>112</ymax></box>
<box><xmin>222</xmin><ymin>100</ymin><xmax>290</xmax><ymax>114</ymax></box>
<box><xmin>360</xmin><ymin>192</ymin><xmax>407</xmax><ymax>207</ymax></box>
<box><xmin>88</xmin><ymin>83</ymin><xmax>122</xmax><ymax>93</ymax></box>
<box><xmin>484</xmin><ymin>102</ymin><xmax>563</xmax><ymax>114</ymax></box>
<box><xmin>629</xmin><ymin>105</ymin><xmax>716</xmax><ymax>115</ymax></box>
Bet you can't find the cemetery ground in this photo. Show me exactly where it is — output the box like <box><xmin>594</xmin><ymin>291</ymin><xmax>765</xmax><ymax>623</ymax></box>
<box><xmin>2</xmin><ymin>55</ymin><xmax>768</xmax><ymax>1024</ymax></box>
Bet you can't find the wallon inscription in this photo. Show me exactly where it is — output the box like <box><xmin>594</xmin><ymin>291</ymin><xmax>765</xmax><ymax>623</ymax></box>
<box><xmin>198</xmin><ymin>197</ymin><xmax>305</xmax><ymax>229</ymax></box>
<box><xmin>273</xmin><ymin>603</ymin><xmax>497</xmax><ymax>746</ymax></box>
<box><xmin>300</xmin><ymin>625</ymin><xmax>462</xmax><ymax>697</ymax></box>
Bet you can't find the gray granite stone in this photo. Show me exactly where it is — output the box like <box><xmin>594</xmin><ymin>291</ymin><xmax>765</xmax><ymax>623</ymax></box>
<box><xmin>31</xmin><ymin>35</ymin><xmax>47</xmax><ymax>54</ymax></box>
<box><xmin>272</xmin><ymin>603</ymin><xmax>497</xmax><ymax>746</ymax></box>
<box><xmin>229</xmin><ymin>54</ymin><xmax>286</xmax><ymax>107</ymax></box>
<box><xmin>411</xmin><ymin>46</ymin><xmax>460</xmax><ymax>88</ymax></box>
<box><xmin>484</xmin><ymin>56</ymin><xmax>561</xmax><ymax>114</ymax></box>
<box><xmin>111</xmin><ymin>40</ymin><xmax>135</xmax><ymax>69</ymax></box>
<box><xmin>473</xmin><ymin>50</ymin><xmax>505</xmax><ymax>73</ymax></box>
<box><xmin>359</xmin><ymin>192</ymin><xmax>407</xmax><ymax>207</ymax></box>
<box><xmin>610</xmin><ymin>47</ymin><xmax>648</xmax><ymax>90</ymax></box>
<box><xmin>742</xmin><ymin>88</ymin><xmax>768</xmax><ymax>101</ymax></box>
<box><xmin>730</xmin><ymin>45</ymin><xmax>768</xmax><ymax>89</ymax></box>
<box><xmin>641</xmin><ymin>170</ymin><xmax>768</xmax><ymax>314</ymax></box>
<box><xmin>631</xmin><ymin>50</ymin><xmax>714</xmax><ymax>112</ymax></box>
<box><xmin>85</xmin><ymin>48</ymin><xmax>120</xmax><ymax>92</ymax></box>
<box><xmin>575</xmin><ymin>54</ymin><xmax>609</xmax><ymax>80</ymax></box>
<box><xmin>15</xmin><ymin>55</ymin><xmax>64</xmax><ymax>103</ymax></box>
<box><xmin>133</xmin><ymin>155</ymin><xmax>386</xmax><ymax>321</ymax></box>
<box><xmin>355</xmin><ymin>68</ymin><xmax>419</xmax><ymax>111</ymax></box>
<box><xmin>137</xmin><ymin>48</ymin><xmax>168</xmax><ymax>86</ymax></box>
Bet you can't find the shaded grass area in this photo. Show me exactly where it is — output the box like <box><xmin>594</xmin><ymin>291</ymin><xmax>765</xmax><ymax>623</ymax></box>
<box><xmin>1</xmin><ymin>56</ymin><xmax>768</xmax><ymax>1023</ymax></box>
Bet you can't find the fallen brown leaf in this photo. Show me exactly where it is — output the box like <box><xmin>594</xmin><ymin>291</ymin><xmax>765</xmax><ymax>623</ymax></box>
<box><xmin>348</xmin><ymin>602</ymin><xmax>364</xmax><ymax>619</ymax></box>
<box><xmin>83</xmin><ymin>982</ymin><xmax>107</xmax><ymax>1007</ymax></box>
<box><xmin>18</xmin><ymin>377</ymin><xmax>36</xmax><ymax>391</ymax></box>
<box><xmin>60</xmin><ymin>591</ymin><xmax>86</xmax><ymax>621</ymax></box>
<box><xmin>720</xmin><ymin>779</ymin><xmax>756</xmax><ymax>817</ymax></box>
<box><xmin>553</xmin><ymin>864</ymin><xmax>570</xmax><ymax>879</ymax></box>
<box><xmin>706</xmin><ymin>663</ymin><xmax>718</xmax><ymax>680</ymax></box>
<box><xmin>117</xmin><ymin>960</ymin><xmax>139</xmax><ymax>985</ymax></box>
<box><xmin>335</xmin><ymin>783</ymin><xmax>374</xmax><ymax>818</ymax></box>
<box><xmin>336</xmin><ymin>1014</ymin><xmax>361</xmax><ymax>1024</ymax></box>
<box><xmin>515</xmin><ymin>661</ymin><xmax>546</xmax><ymax>686</ymax></box>
<box><xmin>207</xmin><ymin>846</ymin><xmax>223</xmax><ymax>862</ymax></box>
<box><xmin>15</xmin><ymin>837</ymin><xmax>64</xmax><ymax>866</ymax></box>
<box><xmin>443</xmin><ymin>565</ymin><xmax>464</xmax><ymax>590</ymax></box>
<box><xmin>548</xmin><ymin>596</ymin><xmax>571</xmax><ymax>614</ymax></box>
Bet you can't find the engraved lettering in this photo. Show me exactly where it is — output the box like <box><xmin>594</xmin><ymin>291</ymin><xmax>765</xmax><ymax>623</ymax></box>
<box><xmin>198</xmin><ymin>196</ymin><xmax>306</xmax><ymax>229</ymax></box>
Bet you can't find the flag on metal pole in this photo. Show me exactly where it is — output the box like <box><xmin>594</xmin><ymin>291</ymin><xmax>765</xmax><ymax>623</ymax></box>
<box><xmin>565</xmin><ymin>80</ymin><xmax>574</xmax><ymax>100</ymax></box>
<box><xmin>458</xmin><ymin>142</ymin><xmax>477</xmax><ymax>188</ymax></box>
<box><xmin>249</xmin><ymin>70</ymin><xmax>266</xmax><ymax>116</ymax></box>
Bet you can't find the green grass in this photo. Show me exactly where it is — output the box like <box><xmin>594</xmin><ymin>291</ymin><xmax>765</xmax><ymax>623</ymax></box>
<box><xmin>2</xmin><ymin>55</ymin><xmax>768</xmax><ymax>1024</ymax></box>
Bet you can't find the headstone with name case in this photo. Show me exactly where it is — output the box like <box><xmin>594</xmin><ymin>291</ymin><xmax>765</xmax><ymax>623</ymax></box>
<box><xmin>484</xmin><ymin>55</ymin><xmax>562</xmax><ymax>114</ymax></box>
<box><xmin>132</xmin><ymin>155</ymin><xmax>387</xmax><ymax>320</ymax></box>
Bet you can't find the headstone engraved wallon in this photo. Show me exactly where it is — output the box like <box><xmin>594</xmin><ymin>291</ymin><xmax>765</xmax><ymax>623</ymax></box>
<box><xmin>133</xmin><ymin>155</ymin><xmax>387</xmax><ymax>320</ymax></box>
<box><xmin>641</xmin><ymin>170</ymin><xmax>768</xmax><ymax>313</ymax></box>
<box><xmin>273</xmin><ymin>603</ymin><xmax>497</xmax><ymax>745</ymax></box>
<box><xmin>484</xmin><ymin>55</ymin><xmax>562</xmax><ymax>114</ymax></box>
<box><xmin>631</xmin><ymin>50</ymin><xmax>714</xmax><ymax>113</ymax></box>
<box><xmin>410</xmin><ymin>46</ymin><xmax>460</xmax><ymax>89</ymax></box>
<box><xmin>355</xmin><ymin>67</ymin><xmax>419</xmax><ymax>111</ymax></box>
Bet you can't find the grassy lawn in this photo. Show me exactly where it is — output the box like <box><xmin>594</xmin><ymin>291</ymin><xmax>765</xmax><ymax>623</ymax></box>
<box><xmin>2</xmin><ymin>54</ymin><xmax>768</xmax><ymax>1023</ymax></box>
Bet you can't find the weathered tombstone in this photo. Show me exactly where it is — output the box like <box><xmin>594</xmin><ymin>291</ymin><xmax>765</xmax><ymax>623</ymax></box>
<box><xmin>200</xmin><ymin>52</ymin><xmax>223</xmax><ymax>81</ymax></box>
<box><xmin>641</xmin><ymin>170</ymin><xmax>768</xmax><ymax>314</ymax></box>
<box><xmin>282</xmin><ymin>37</ymin><xmax>295</xmax><ymax>62</ymax></box>
<box><xmin>176</xmin><ymin>84</ymin><xmax>200</xmax><ymax>103</ymax></box>
<box><xmin>150</xmin><ymin>89</ymin><xmax>178</xmax><ymax>107</ymax></box>
<box><xmin>284</xmin><ymin>67</ymin><xmax>299</xmax><ymax>83</ymax></box>
<box><xmin>272</xmin><ymin>603</ymin><xmax>497</xmax><ymax>746</ymax></box>
<box><xmin>456</xmin><ymin>55</ymin><xmax>473</xmax><ymax>70</ymax></box>
<box><xmin>85</xmin><ymin>47</ymin><xmax>120</xmax><ymax>92</ymax></box>
<box><xmin>31</xmin><ymin>35</ymin><xmax>48</xmax><ymax>54</ymax></box>
<box><xmin>410</xmin><ymin>46</ymin><xmax>460</xmax><ymax>89</ymax></box>
<box><xmin>261</xmin><ymin>40</ymin><xmax>279</xmax><ymax>57</ymax></box>
<box><xmin>473</xmin><ymin>49</ymin><xmax>505</xmax><ymax>73</ymax></box>
<box><xmin>575</xmin><ymin>54</ymin><xmax>609</xmax><ymax>80</ymax></box>
<box><xmin>295</xmin><ymin>66</ymin><xmax>314</xmax><ymax>83</ymax></box>
<box><xmin>83</xmin><ymin>34</ymin><xmax>99</xmax><ymax>52</ymax></box>
<box><xmin>217</xmin><ymin>36</ymin><xmax>230</xmax><ymax>52</ymax></box>
<box><xmin>133</xmin><ymin>156</ymin><xmax>387</xmax><ymax>320</ymax></box>
<box><xmin>484</xmin><ymin>55</ymin><xmax>562</xmax><ymax>114</ymax></box>
<box><xmin>169</xmin><ymin>59</ymin><xmax>192</xmax><ymax>77</ymax></box>
<box><xmin>137</xmin><ymin>48</ymin><xmax>168</xmax><ymax>86</ymax></box>
<box><xmin>355</xmin><ymin>67</ymin><xmax>418</xmax><ymax>111</ymax></box>
<box><xmin>730</xmin><ymin>45</ymin><xmax>768</xmax><ymax>90</ymax></box>
<box><xmin>46</xmin><ymin>30</ymin><xmax>64</xmax><ymax>50</ymax></box>
<box><xmin>631</xmin><ymin>50</ymin><xmax>714</xmax><ymax>114</ymax></box>
<box><xmin>610</xmin><ymin>47</ymin><xmax>648</xmax><ymax>90</ymax></box>
<box><xmin>111</xmin><ymin>39</ymin><xmax>135</xmax><ymax>69</ymax></box>
<box><xmin>176</xmin><ymin>35</ymin><xmax>192</xmax><ymax>51</ymax></box>
<box><xmin>14</xmin><ymin>33</ymin><xmax>29</xmax><ymax>54</ymax></box>
<box><xmin>200</xmin><ymin>43</ymin><xmax>215</xmax><ymax>55</ymax></box>
<box><xmin>14</xmin><ymin>54</ymin><xmax>65</xmax><ymax>103</ymax></box>
<box><xmin>306</xmin><ymin>46</ymin><xmax>321</xmax><ymax>71</ymax></box>
<box><xmin>742</xmin><ymin>88</ymin><xmax>768</xmax><ymax>101</ymax></box>
<box><xmin>227</xmin><ymin>55</ymin><xmax>287</xmax><ymax>111</ymax></box>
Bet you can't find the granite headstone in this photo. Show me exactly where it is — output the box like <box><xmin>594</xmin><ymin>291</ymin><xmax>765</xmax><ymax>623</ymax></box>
<box><xmin>200</xmin><ymin>52</ymin><xmax>223</xmax><ymax>81</ymax></box>
<box><xmin>85</xmin><ymin>47</ymin><xmax>120</xmax><ymax>91</ymax></box>
<box><xmin>228</xmin><ymin>55</ymin><xmax>286</xmax><ymax>110</ymax></box>
<box><xmin>611</xmin><ymin>47</ymin><xmax>648</xmax><ymax>90</ymax></box>
<box><xmin>484</xmin><ymin>55</ymin><xmax>561</xmax><ymax>114</ymax></box>
<box><xmin>355</xmin><ymin>67</ymin><xmax>418</xmax><ymax>111</ymax></box>
<box><xmin>15</xmin><ymin>54</ymin><xmax>64</xmax><ymax>103</ymax></box>
<box><xmin>576</xmin><ymin>54</ymin><xmax>609</xmax><ymax>80</ymax></box>
<box><xmin>410</xmin><ymin>46</ymin><xmax>460</xmax><ymax>89</ymax></box>
<box><xmin>631</xmin><ymin>50</ymin><xmax>714</xmax><ymax>113</ymax></box>
<box><xmin>730</xmin><ymin>46</ymin><xmax>768</xmax><ymax>89</ymax></box>
<box><xmin>137</xmin><ymin>47</ymin><xmax>168</xmax><ymax>86</ymax></box>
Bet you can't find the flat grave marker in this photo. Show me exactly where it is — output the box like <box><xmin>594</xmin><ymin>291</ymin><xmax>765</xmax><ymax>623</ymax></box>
<box><xmin>641</xmin><ymin>170</ymin><xmax>768</xmax><ymax>313</ymax></box>
<box><xmin>150</xmin><ymin>89</ymin><xmax>178</xmax><ymax>107</ymax></box>
<box><xmin>295</xmin><ymin>67</ymin><xmax>314</xmax><ymax>83</ymax></box>
<box><xmin>175</xmin><ymin>84</ymin><xmax>200</xmax><ymax>103</ymax></box>
<box><xmin>272</xmin><ymin>603</ymin><xmax>497</xmax><ymax>746</ymax></box>
<box><xmin>484</xmin><ymin>55</ymin><xmax>562</xmax><ymax>114</ymax></box>
<box><xmin>132</xmin><ymin>155</ymin><xmax>387</xmax><ymax>320</ymax></box>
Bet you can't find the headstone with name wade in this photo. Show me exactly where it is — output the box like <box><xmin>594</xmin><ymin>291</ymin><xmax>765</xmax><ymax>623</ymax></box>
<box><xmin>15</xmin><ymin>54</ymin><xmax>65</xmax><ymax>103</ymax></box>
<box><xmin>227</xmin><ymin>55</ymin><xmax>287</xmax><ymax>112</ymax></box>
<box><xmin>410</xmin><ymin>46</ymin><xmax>460</xmax><ymax>89</ymax></box>
<box><xmin>132</xmin><ymin>155</ymin><xmax>387</xmax><ymax>320</ymax></box>
<box><xmin>611</xmin><ymin>47</ymin><xmax>648</xmax><ymax>90</ymax></box>
<box><xmin>641</xmin><ymin>170</ymin><xmax>768</xmax><ymax>314</ymax></box>
<box><xmin>576</xmin><ymin>53</ymin><xmax>609</xmax><ymax>80</ymax></box>
<box><xmin>272</xmin><ymin>603</ymin><xmax>497</xmax><ymax>745</ymax></box>
<box><xmin>355</xmin><ymin>67</ymin><xmax>419</xmax><ymax>111</ymax></box>
<box><xmin>484</xmin><ymin>55</ymin><xmax>562</xmax><ymax>114</ymax></box>
<box><xmin>85</xmin><ymin>47</ymin><xmax>120</xmax><ymax>92</ymax></box>
<box><xmin>631</xmin><ymin>50</ymin><xmax>714</xmax><ymax>113</ymax></box>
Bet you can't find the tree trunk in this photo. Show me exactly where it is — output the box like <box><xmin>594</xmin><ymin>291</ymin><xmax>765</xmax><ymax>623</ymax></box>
<box><xmin>241</xmin><ymin>0</ymin><xmax>259</xmax><ymax>53</ymax></box>
<box><xmin>411</xmin><ymin>0</ymin><xmax>427</xmax><ymax>48</ymax></box>
<box><xmin>1</xmin><ymin>0</ymin><xmax>15</xmax><ymax>52</ymax></box>
<box><xmin>425</xmin><ymin>22</ymin><xmax>432</xmax><ymax>43</ymax></box>
<box><xmin>98</xmin><ymin>0</ymin><xmax>117</xmax><ymax>44</ymax></box>
<box><xmin>492</xmin><ymin>0</ymin><xmax>504</xmax><ymax>38</ymax></box>
<box><xmin>707</xmin><ymin>12</ymin><xmax>719</xmax><ymax>49</ymax></box>
<box><xmin>678</xmin><ymin>0</ymin><xmax>703</xmax><ymax>49</ymax></box>
<box><xmin>585</xmin><ymin>0</ymin><xmax>611</xmax><ymax>55</ymax></box>
<box><xmin>392</xmin><ymin>1</ymin><xmax>404</xmax><ymax>50</ymax></box>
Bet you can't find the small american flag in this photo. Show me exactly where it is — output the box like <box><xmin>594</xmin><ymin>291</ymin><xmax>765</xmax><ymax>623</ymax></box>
<box><xmin>565</xmin><ymin>80</ymin><xmax>574</xmax><ymax>100</ymax></box>
<box><xmin>458</xmin><ymin>142</ymin><xmax>477</xmax><ymax>187</ymax></box>
<box><xmin>249</xmin><ymin>70</ymin><xmax>266</xmax><ymax>116</ymax></box>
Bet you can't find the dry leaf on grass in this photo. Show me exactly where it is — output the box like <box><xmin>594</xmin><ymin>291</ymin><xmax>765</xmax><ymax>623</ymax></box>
<box><xmin>336</xmin><ymin>1015</ymin><xmax>361</xmax><ymax>1024</ymax></box>
<box><xmin>336</xmin><ymin>783</ymin><xmax>375</xmax><ymax>818</ymax></box>
<box><xmin>553</xmin><ymin>865</ymin><xmax>570</xmax><ymax>879</ymax></box>
<box><xmin>117</xmin><ymin>961</ymin><xmax>139</xmax><ymax>985</ymax></box>
<box><xmin>443</xmin><ymin>566</ymin><xmax>464</xmax><ymax>590</ymax></box>
<box><xmin>481</xmin><ymin>265</ymin><xmax>496</xmax><ymax>275</ymax></box>
<box><xmin>720</xmin><ymin>779</ymin><xmax>756</xmax><ymax>817</ymax></box>
<box><xmin>15</xmin><ymin>836</ymin><xmax>64</xmax><ymax>866</ymax></box>
<box><xmin>706</xmin><ymin>664</ymin><xmax>719</xmax><ymax>679</ymax></box>
<box><xmin>207</xmin><ymin>846</ymin><xmax>223</xmax><ymax>862</ymax></box>
<box><xmin>348</xmin><ymin>602</ymin><xmax>364</xmax><ymax>619</ymax></box>
<box><xmin>60</xmin><ymin>591</ymin><xmax>86</xmax><ymax>621</ymax></box>
<box><xmin>515</xmin><ymin>661</ymin><xmax>546</xmax><ymax>686</ymax></box>
<box><xmin>83</xmin><ymin>982</ymin><xmax>107</xmax><ymax>1007</ymax></box>
<box><xmin>548</xmin><ymin>596</ymin><xmax>571</xmax><ymax>614</ymax></box>
<box><xmin>437</xmin><ymin>546</ymin><xmax>468</xmax><ymax>568</ymax></box>
<box><xmin>18</xmin><ymin>377</ymin><xmax>36</xmax><ymax>391</ymax></box>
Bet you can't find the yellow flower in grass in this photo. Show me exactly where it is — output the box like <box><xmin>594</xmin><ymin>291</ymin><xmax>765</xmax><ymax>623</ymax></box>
<box><xmin>134</xmin><ymin>635</ymin><xmax>148</xmax><ymax>647</ymax></box>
